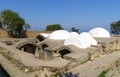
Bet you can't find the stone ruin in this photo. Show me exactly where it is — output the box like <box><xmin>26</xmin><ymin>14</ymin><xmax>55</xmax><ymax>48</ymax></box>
<box><xmin>0</xmin><ymin>32</ymin><xmax>116</xmax><ymax>66</ymax></box>
<box><xmin>1</xmin><ymin>33</ymin><xmax>120</xmax><ymax>77</ymax></box>
<box><xmin>16</xmin><ymin>34</ymin><xmax>120</xmax><ymax>62</ymax></box>
<box><xmin>1</xmin><ymin>28</ymin><xmax>120</xmax><ymax>77</ymax></box>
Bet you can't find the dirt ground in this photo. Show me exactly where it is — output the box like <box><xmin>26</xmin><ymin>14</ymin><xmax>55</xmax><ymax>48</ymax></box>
<box><xmin>0</xmin><ymin>29</ymin><xmax>10</xmax><ymax>38</ymax></box>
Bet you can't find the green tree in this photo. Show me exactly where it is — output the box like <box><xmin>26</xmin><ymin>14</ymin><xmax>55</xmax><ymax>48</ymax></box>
<box><xmin>46</xmin><ymin>24</ymin><xmax>63</xmax><ymax>31</ymax></box>
<box><xmin>0</xmin><ymin>9</ymin><xmax>25</xmax><ymax>37</ymax></box>
<box><xmin>71</xmin><ymin>27</ymin><xmax>79</xmax><ymax>33</ymax></box>
<box><xmin>110</xmin><ymin>20</ymin><xmax>120</xmax><ymax>35</ymax></box>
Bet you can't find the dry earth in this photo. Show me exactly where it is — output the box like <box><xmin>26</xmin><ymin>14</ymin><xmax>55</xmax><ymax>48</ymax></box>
<box><xmin>0</xmin><ymin>29</ymin><xmax>51</xmax><ymax>38</ymax></box>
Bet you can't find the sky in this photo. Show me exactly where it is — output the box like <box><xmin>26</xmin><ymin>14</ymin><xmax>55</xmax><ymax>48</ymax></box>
<box><xmin>1</xmin><ymin>0</ymin><xmax>120</xmax><ymax>32</ymax></box>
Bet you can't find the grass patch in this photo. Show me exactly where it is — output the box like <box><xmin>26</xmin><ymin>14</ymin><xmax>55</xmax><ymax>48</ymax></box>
<box><xmin>98</xmin><ymin>71</ymin><xmax>107</xmax><ymax>77</ymax></box>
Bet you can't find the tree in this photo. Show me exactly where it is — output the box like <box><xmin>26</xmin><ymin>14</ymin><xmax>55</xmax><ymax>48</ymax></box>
<box><xmin>110</xmin><ymin>21</ymin><xmax>120</xmax><ymax>35</ymax></box>
<box><xmin>71</xmin><ymin>27</ymin><xmax>79</xmax><ymax>33</ymax></box>
<box><xmin>46</xmin><ymin>24</ymin><xmax>63</xmax><ymax>31</ymax></box>
<box><xmin>0</xmin><ymin>9</ymin><xmax>25</xmax><ymax>37</ymax></box>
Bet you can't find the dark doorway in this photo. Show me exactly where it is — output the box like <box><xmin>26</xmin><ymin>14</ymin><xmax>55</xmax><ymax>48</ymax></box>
<box><xmin>36</xmin><ymin>35</ymin><xmax>45</xmax><ymax>41</ymax></box>
<box><xmin>58</xmin><ymin>49</ymin><xmax>71</xmax><ymax>58</ymax></box>
<box><xmin>42</xmin><ymin>44</ymin><xmax>48</xmax><ymax>49</ymax></box>
<box><xmin>20</xmin><ymin>44</ymin><xmax>36</xmax><ymax>54</ymax></box>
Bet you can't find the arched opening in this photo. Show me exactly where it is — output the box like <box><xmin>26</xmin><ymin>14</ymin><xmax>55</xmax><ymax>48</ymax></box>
<box><xmin>36</xmin><ymin>35</ymin><xmax>45</xmax><ymax>41</ymax></box>
<box><xmin>20</xmin><ymin>44</ymin><xmax>36</xmax><ymax>54</ymax></box>
<box><xmin>58</xmin><ymin>49</ymin><xmax>71</xmax><ymax>58</ymax></box>
<box><xmin>42</xmin><ymin>44</ymin><xmax>48</xmax><ymax>49</ymax></box>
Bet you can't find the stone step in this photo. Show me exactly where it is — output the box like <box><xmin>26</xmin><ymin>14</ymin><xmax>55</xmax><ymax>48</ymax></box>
<box><xmin>71</xmin><ymin>51</ymin><xmax>120</xmax><ymax>77</ymax></box>
<box><xmin>0</xmin><ymin>54</ymin><xmax>32</xmax><ymax>77</ymax></box>
<box><xmin>64</xmin><ymin>52</ymin><xmax>89</xmax><ymax>64</ymax></box>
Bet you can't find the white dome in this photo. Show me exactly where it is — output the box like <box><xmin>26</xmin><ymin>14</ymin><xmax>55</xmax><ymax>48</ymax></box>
<box><xmin>64</xmin><ymin>37</ymin><xmax>88</xmax><ymax>49</ymax></box>
<box><xmin>40</xmin><ymin>33</ymin><xmax>50</xmax><ymax>38</ymax></box>
<box><xmin>89</xmin><ymin>27</ymin><xmax>110</xmax><ymax>38</ymax></box>
<box><xmin>70</xmin><ymin>32</ymin><xmax>79</xmax><ymax>38</ymax></box>
<box><xmin>48</xmin><ymin>30</ymin><xmax>70</xmax><ymax>40</ymax></box>
<box><xmin>64</xmin><ymin>32</ymin><xmax>98</xmax><ymax>49</ymax></box>
<box><xmin>79</xmin><ymin>32</ymin><xmax>97</xmax><ymax>45</ymax></box>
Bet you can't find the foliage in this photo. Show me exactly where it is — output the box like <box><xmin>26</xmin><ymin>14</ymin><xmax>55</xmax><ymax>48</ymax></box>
<box><xmin>34</xmin><ymin>73</ymin><xmax>38</xmax><ymax>77</ymax></box>
<box><xmin>110</xmin><ymin>20</ymin><xmax>120</xmax><ymax>35</ymax></box>
<box><xmin>98</xmin><ymin>71</ymin><xmax>107</xmax><ymax>77</ymax></box>
<box><xmin>46</xmin><ymin>24</ymin><xmax>63</xmax><ymax>31</ymax></box>
<box><xmin>55</xmin><ymin>72</ymin><xmax>79</xmax><ymax>77</ymax></box>
<box><xmin>71</xmin><ymin>27</ymin><xmax>79</xmax><ymax>33</ymax></box>
<box><xmin>0</xmin><ymin>9</ymin><xmax>25</xmax><ymax>37</ymax></box>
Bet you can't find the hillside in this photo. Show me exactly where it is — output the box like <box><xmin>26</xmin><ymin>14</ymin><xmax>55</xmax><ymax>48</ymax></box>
<box><xmin>0</xmin><ymin>29</ymin><xmax>51</xmax><ymax>38</ymax></box>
